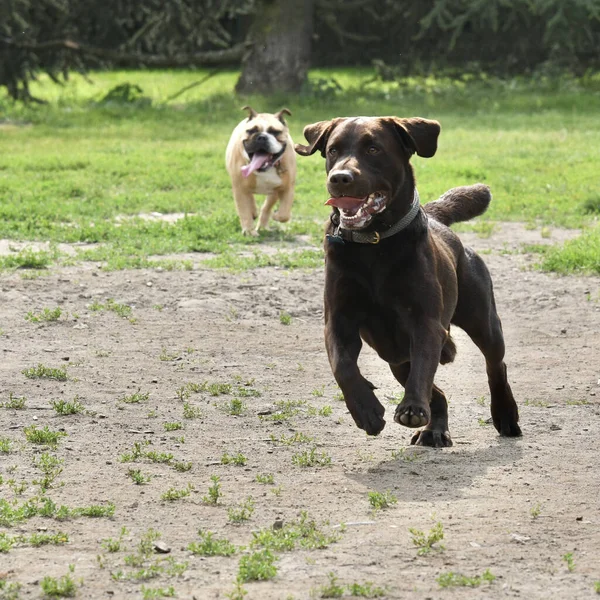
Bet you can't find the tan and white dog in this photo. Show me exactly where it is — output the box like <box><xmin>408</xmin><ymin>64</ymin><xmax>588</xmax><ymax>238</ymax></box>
<box><xmin>225</xmin><ymin>106</ymin><xmax>296</xmax><ymax>236</ymax></box>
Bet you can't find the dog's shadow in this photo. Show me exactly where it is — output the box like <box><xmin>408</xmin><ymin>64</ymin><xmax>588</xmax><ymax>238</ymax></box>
<box><xmin>345</xmin><ymin>438</ymin><xmax>523</xmax><ymax>502</ymax></box>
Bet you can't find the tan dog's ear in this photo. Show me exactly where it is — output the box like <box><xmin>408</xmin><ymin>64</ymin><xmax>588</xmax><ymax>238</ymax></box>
<box><xmin>275</xmin><ymin>108</ymin><xmax>292</xmax><ymax>124</ymax></box>
<box><xmin>295</xmin><ymin>119</ymin><xmax>342</xmax><ymax>157</ymax></box>
<box><xmin>385</xmin><ymin>117</ymin><xmax>441</xmax><ymax>158</ymax></box>
<box><xmin>242</xmin><ymin>105</ymin><xmax>258</xmax><ymax>120</ymax></box>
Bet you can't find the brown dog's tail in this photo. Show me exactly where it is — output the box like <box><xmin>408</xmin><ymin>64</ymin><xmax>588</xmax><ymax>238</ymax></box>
<box><xmin>424</xmin><ymin>183</ymin><xmax>491</xmax><ymax>226</ymax></box>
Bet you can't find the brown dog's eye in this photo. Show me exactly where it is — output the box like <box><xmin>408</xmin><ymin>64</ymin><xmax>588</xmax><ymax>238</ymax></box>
<box><xmin>367</xmin><ymin>146</ymin><xmax>380</xmax><ymax>155</ymax></box>
<box><xmin>328</xmin><ymin>147</ymin><xmax>338</xmax><ymax>156</ymax></box>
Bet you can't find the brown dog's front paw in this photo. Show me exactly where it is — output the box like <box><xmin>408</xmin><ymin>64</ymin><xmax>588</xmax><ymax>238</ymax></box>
<box><xmin>495</xmin><ymin>418</ymin><xmax>522</xmax><ymax>437</ymax></box>
<box><xmin>349</xmin><ymin>403</ymin><xmax>386</xmax><ymax>436</ymax></box>
<box><xmin>394</xmin><ymin>403</ymin><xmax>429</xmax><ymax>428</ymax></box>
<box><xmin>411</xmin><ymin>429</ymin><xmax>452</xmax><ymax>448</ymax></box>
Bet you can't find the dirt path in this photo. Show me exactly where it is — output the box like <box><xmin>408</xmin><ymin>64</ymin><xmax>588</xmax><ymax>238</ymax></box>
<box><xmin>1</xmin><ymin>224</ymin><xmax>599</xmax><ymax>599</ymax></box>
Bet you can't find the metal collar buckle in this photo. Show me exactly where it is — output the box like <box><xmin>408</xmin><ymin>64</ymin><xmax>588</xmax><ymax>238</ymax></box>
<box><xmin>370</xmin><ymin>231</ymin><xmax>380</xmax><ymax>244</ymax></box>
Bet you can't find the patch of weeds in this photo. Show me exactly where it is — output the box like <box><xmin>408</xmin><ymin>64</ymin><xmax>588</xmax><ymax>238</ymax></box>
<box><xmin>51</xmin><ymin>397</ymin><xmax>84</xmax><ymax>415</ymax></box>
<box><xmin>34</xmin><ymin>453</ymin><xmax>64</xmax><ymax>491</ymax></box>
<box><xmin>120</xmin><ymin>390</ymin><xmax>150</xmax><ymax>404</ymax></box>
<box><xmin>0</xmin><ymin>532</ymin><xmax>18</xmax><ymax>553</ymax></box>
<box><xmin>271</xmin><ymin>485</ymin><xmax>283</xmax><ymax>497</ymax></box>
<box><xmin>182</xmin><ymin>402</ymin><xmax>202</xmax><ymax>419</ymax></box>
<box><xmin>95</xmin><ymin>349</ymin><xmax>112</xmax><ymax>358</ymax></box>
<box><xmin>237</xmin><ymin>549</ymin><xmax>278</xmax><ymax>582</ymax></box>
<box><xmin>251</xmin><ymin>512</ymin><xmax>339</xmax><ymax>552</ymax></box>
<box><xmin>0</xmin><ymin>579</ymin><xmax>22</xmax><ymax>599</ymax></box>
<box><xmin>172</xmin><ymin>460</ymin><xmax>192</xmax><ymax>472</ymax></box>
<box><xmin>90</xmin><ymin>298</ymin><xmax>133</xmax><ymax>320</ymax></box>
<box><xmin>255</xmin><ymin>473</ymin><xmax>274</xmax><ymax>484</ymax></box>
<box><xmin>386</xmin><ymin>392</ymin><xmax>404</xmax><ymax>405</ymax></box>
<box><xmin>594</xmin><ymin>581</ymin><xmax>600</xmax><ymax>594</ymax></box>
<box><xmin>128</xmin><ymin>469</ymin><xmax>152</xmax><ymax>485</ymax></box>
<box><xmin>530</xmin><ymin>503</ymin><xmax>542</xmax><ymax>519</ymax></box>
<box><xmin>205</xmin><ymin>381</ymin><xmax>232</xmax><ymax>396</ymax></box>
<box><xmin>476</xmin><ymin>395</ymin><xmax>487</xmax><ymax>406</ymax></box>
<box><xmin>563</xmin><ymin>552</ymin><xmax>575</xmax><ymax>572</ymax></box>
<box><xmin>225</xmin><ymin>581</ymin><xmax>248</xmax><ymax>600</ymax></box>
<box><xmin>319</xmin><ymin>572</ymin><xmax>344</xmax><ymax>598</ymax></box>
<box><xmin>409</xmin><ymin>521</ymin><xmax>445</xmax><ymax>556</ymax></box>
<box><xmin>270</xmin><ymin>431</ymin><xmax>313</xmax><ymax>446</ymax></box>
<box><xmin>262</xmin><ymin>399</ymin><xmax>306</xmax><ymax>422</ymax></box>
<box><xmin>145</xmin><ymin>450</ymin><xmax>174</xmax><ymax>464</ymax></box>
<box><xmin>437</xmin><ymin>569</ymin><xmax>496</xmax><ymax>588</ymax></box>
<box><xmin>161</xmin><ymin>483</ymin><xmax>194</xmax><ymax>502</ymax></box>
<box><xmin>346</xmin><ymin>581</ymin><xmax>386</xmax><ymax>597</ymax></box>
<box><xmin>292</xmin><ymin>446</ymin><xmax>332</xmax><ymax>468</ymax></box>
<box><xmin>221</xmin><ymin>398</ymin><xmax>247</xmax><ymax>416</ymax></box>
<box><xmin>24</xmin><ymin>425</ymin><xmax>67</xmax><ymax>447</ymax></box>
<box><xmin>0</xmin><ymin>437</ymin><xmax>12</xmax><ymax>454</ymax></box>
<box><xmin>368</xmin><ymin>490</ymin><xmax>398</xmax><ymax>511</ymax></box>
<box><xmin>159</xmin><ymin>347</ymin><xmax>179</xmax><ymax>361</ymax></box>
<box><xmin>141</xmin><ymin>586</ymin><xmax>175</xmax><ymax>599</ymax></box>
<box><xmin>311</xmin><ymin>386</ymin><xmax>325</xmax><ymax>398</ymax></box>
<box><xmin>102</xmin><ymin>527</ymin><xmax>128</xmax><ymax>552</ymax></box>
<box><xmin>0</xmin><ymin>247</ymin><xmax>54</xmax><ymax>271</ymax></box>
<box><xmin>25</xmin><ymin>307</ymin><xmax>63</xmax><ymax>323</ymax></box>
<box><xmin>228</xmin><ymin>497</ymin><xmax>255</xmax><ymax>523</ymax></box>
<box><xmin>77</xmin><ymin>503</ymin><xmax>116</xmax><ymax>518</ymax></box>
<box><xmin>40</xmin><ymin>564</ymin><xmax>77</xmax><ymax>598</ymax></box>
<box><xmin>391</xmin><ymin>447</ymin><xmax>419</xmax><ymax>462</ymax></box>
<box><xmin>221</xmin><ymin>451</ymin><xmax>247</xmax><ymax>466</ymax></box>
<box><xmin>163</xmin><ymin>422</ymin><xmax>183</xmax><ymax>431</ymax></box>
<box><xmin>566</xmin><ymin>399</ymin><xmax>589</xmax><ymax>406</ymax></box>
<box><xmin>279</xmin><ymin>311</ymin><xmax>292</xmax><ymax>325</ymax></box>
<box><xmin>1</xmin><ymin>393</ymin><xmax>26</xmax><ymax>409</ymax></box>
<box><xmin>22</xmin><ymin>364</ymin><xmax>68</xmax><ymax>381</ymax></box>
<box><xmin>478</xmin><ymin>417</ymin><xmax>491</xmax><ymax>426</ymax></box>
<box><xmin>28</xmin><ymin>531</ymin><xmax>69</xmax><ymax>547</ymax></box>
<box><xmin>235</xmin><ymin>383</ymin><xmax>261</xmax><ymax>398</ymax></box>
<box><xmin>523</xmin><ymin>399</ymin><xmax>549</xmax><ymax>407</ymax></box>
<box><xmin>188</xmin><ymin>530</ymin><xmax>236</xmax><ymax>556</ymax></box>
<box><xmin>120</xmin><ymin>441</ymin><xmax>150</xmax><ymax>462</ymax></box>
<box><xmin>202</xmin><ymin>475</ymin><xmax>223</xmax><ymax>505</ymax></box>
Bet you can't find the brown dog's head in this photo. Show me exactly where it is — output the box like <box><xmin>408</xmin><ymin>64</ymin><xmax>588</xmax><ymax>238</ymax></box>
<box><xmin>239</xmin><ymin>106</ymin><xmax>291</xmax><ymax>177</ymax></box>
<box><xmin>295</xmin><ymin>116</ymin><xmax>440</xmax><ymax>230</ymax></box>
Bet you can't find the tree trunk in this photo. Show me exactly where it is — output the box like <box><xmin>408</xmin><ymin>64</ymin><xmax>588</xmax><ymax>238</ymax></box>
<box><xmin>236</xmin><ymin>0</ymin><xmax>314</xmax><ymax>95</ymax></box>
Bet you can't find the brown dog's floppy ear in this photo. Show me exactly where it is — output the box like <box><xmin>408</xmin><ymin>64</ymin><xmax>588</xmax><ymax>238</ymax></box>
<box><xmin>386</xmin><ymin>117</ymin><xmax>441</xmax><ymax>158</ymax></box>
<box><xmin>275</xmin><ymin>108</ymin><xmax>291</xmax><ymax>124</ymax></box>
<box><xmin>242</xmin><ymin>105</ymin><xmax>258</xmax><ymax>120</ymax></box>
<box><xmin>295</xmin><ymin>119</ymin><xmax>341</xmax><ymax>157</ymax></box>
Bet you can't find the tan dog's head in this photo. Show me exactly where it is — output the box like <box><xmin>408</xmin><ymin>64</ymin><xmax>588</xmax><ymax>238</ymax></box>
<box><xmin>240</xmin><ymin>106</ymin><xmax>291</xmax><ymax>178</ymax></box>
<box><xmin>295</xmin><ymin>116</ymin><xmax>440</xmax><ymax>230</ymax></box>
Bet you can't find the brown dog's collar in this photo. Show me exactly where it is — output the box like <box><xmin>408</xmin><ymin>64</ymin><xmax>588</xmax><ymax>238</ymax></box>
<box><xmin>333</xmin><ymin>189</ymin><xmax>421</xmax><ymax>244</ymax></box>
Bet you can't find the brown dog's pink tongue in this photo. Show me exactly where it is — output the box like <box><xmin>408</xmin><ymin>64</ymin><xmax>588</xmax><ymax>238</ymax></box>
<box><xmin>325</xmin><ymin>196</ymin><xmax>367</xmax><ymax>209</ymax></box>
<box><xmin>241</xmin><ymin>153</ymin><xmax>270</xmax><ymax>178</ymax></box>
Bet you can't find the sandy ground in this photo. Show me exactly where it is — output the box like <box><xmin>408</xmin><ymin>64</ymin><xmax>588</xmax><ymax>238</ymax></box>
<box><xmin>1</xmin><ymin>223</ymin><xmax>599</xmax><ymax>599</ymax></box>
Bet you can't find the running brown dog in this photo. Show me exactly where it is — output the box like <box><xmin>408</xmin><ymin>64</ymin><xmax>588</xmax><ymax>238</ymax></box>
<box><xmin>295</xmin><ymin>116</ymin><xmax>521</xmax><ymax>446</ymax></box>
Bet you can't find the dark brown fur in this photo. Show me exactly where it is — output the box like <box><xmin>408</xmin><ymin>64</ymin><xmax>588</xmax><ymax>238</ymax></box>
<box><xmin>295</xmin><ymin>116</ymin><xmax>521</xmax><ymax>446</ymax></box>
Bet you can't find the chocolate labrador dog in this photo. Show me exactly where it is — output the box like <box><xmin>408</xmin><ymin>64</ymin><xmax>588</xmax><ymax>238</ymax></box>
<box><xmin>295</xmin><ymin>116</ymin><xmax>521</xmax><ymax>447</ymax></box>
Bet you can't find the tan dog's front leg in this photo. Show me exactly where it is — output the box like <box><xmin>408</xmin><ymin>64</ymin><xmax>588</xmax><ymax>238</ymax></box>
<box><xmin>233</xmin><ymin>189</ymin><xmax>258</xmax><ymax>236</ymax></box>
<box><xmin>272</xmin><ymin>187</ymin><xmax>294</xmax><ymax>223</ymax></box>
<box><xmin>257</xmin><ymin>193</ymin><xmax>278</xmax><ymax>231</ymax></box>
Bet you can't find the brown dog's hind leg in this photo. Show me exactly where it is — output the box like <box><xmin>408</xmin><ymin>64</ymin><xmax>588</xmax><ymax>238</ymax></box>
<box><xmin>390</xmin><ymin>363</ymin><xmax>452</xmax><ymax>448</ymax></box>
<box><xmin>454</xmin><ymin>253</ymin><xmax>521</xmax><ymax>437</ymax></box>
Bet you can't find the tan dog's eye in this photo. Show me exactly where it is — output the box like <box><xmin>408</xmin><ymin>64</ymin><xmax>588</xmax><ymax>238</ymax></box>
<box><xmin>367</xmin><ymin>146</ymin><xmax>380</xmax><ymax>155</ymax></box>
<box><xmin>246</xmin><ymin>127</ymin><xmax>259</xmax><ymax>135</ymax></box>
<box><xmin>267</xmin><ymin>127</ymin><xmax>282</xmax><ymax>136</ymax></box>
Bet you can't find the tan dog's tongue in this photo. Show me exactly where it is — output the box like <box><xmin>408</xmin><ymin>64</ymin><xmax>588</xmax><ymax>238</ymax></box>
<box><xmin>241</xmin><ymin>153</ymin><xmax>270</xmax><ymax>178</ymax></box>
<box><xmin>325</xmin><ymin>196</ymin><xmax>367</xmax><ymax>209</ymax></box>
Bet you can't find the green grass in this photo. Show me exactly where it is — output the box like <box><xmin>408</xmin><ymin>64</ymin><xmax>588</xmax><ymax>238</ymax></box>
<box><xmin>531</xmin><ymin>227</ymin><xmax>600</xmax><ymax>274</ymax></box>
<box><xmin>51</xmin><ymin>397</ymin><xmax>85</xmax><ymax>415</ymax></box>
<box><xmin>188</xmin><ymin>530</ymin><xmax>237</xmax><ymax>557</ymax></box>
<box><xmin>24</xmin><ymin>425</ymin><xmax>67</xmax><ymax>447</ymax></box>
<box><xmin>22</xmin><ymin>364</ymin><xmax>68</xmax><ymax>381</ymax></box>
<box><xmin>25</xmin><ymin>307</ymin><xmax>63</xmax><ymax>322</ymax></box>
<box><xmin>368</xmin><ymin>490</ymin><xmax>398</xmax><ymax>510</ymax></box>
<box><xmin>409</xmin><ymin>522</ymin><xmax>445</xmax><ymax>556</ymax></box>
<box><xmin>1</xmin><ymin>69</ymin><xmax>599</xmax><ymax>273</ymax></box>
<box><xmin>40</xmin><ymin>565</ymin><xmax>77</xmax><ymax>598</ymax></box>
<box><xmin>237</xmin><ymin>549</ymin><xmax>278</xmax><ymax>582</ymax></box>
<box><xmin>437</xmin><ymin>569</ymin><xmax>496</xmax><ymax>588</ymax></box>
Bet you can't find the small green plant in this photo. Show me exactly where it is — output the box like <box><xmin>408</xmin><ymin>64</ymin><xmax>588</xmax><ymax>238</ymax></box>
<box><xmin>563</xmin><ymin>552</ymin><xmax>575</xmax><ymax>572</ymax></box>
<box><xmin>320</xmin><ymin>572</ymin><xmax>344</xmax><ymax>598</ymax></box>
<box><xmin>172</xmin><ymin>460</ymin><xmax>192</xmax><ymax>472</ymax></box>
<box><xmin>409</xmin><ymin>521</ymin><xmax>445</xmax><ymax>556</ymax></box>
<box><xmin>530</xmin><ymin>503</ymin><xmax>542</xmax><ymax>518</ymax></box>
<box><xmin>222</xmin><ymin>398</ymin><xmax>247</xmax><ymax>416</ymax></box>
<box><xmin>279</xmin><ymin>311</ymin><xmax>292</xmax><ymax>325</ymax></box>
<box><xmin>391</xmin><ymin>447</ymin><xmax>419</xmax><ymax>461</ymax></box>
<box><xmin>128</xmin><ymin>469</ymin><xmax>152</xmax><ymax>485</ymax></box>
<box><xmin>237</xmin><ymin>549</ymin><xmax>278</xmax><ymax>582</ymax></box>
<box><xmin>28</xmin><ymin>532</ymin><xmax>69</xmax><ymax>547</ymax></box>
<box><xmin>477</xmin><ymin>417</ymin><xmax>490</xmax><ymax>426</ymax></box>
<box><xmin>368</xmin><ymin>490</ymin><xmax>398</xmax><ymax>510</ymax></box>
<box><xmin>205</xmin><ymin>381</ymin><xmax>232</xmax><ymax>396</ymax></box>
<box><xmin>255</xmin><ymin>473</ymin><xmax>274</xmax><ymax>484</ymax></box>
<box><xmin>188</xmin><ymin>530</ymin><xmax>236</xmax><ymax>556</ymax></box>
<box><xmin>182</xmin><ymin>402</ymin><xmax>202</xmax><ymax>419</ymax></box>
<box><xmin>159</xmin><ymin>347</ymin><xmax>179</xmax><ymax>361</ymax></box>
<box><xmin>386</xmin><ymin>392</ymin><xmax>404</xmax><ymax>405</ymax></box>
<box><xmin>40</xmin><ymin>564</ymin><xmax>77</xmax><ymax>597</ymax></box>
<box><xmin>34</xmin><ymin>453</ymin><xmax>64</xmax><ymax>490</ymax></box>
<box><xmin>437</xmin><ymin>569</ymin><xmax>496</xmax><ymax>588</ymax></box>
<box><xmin>225</xmin><ymin>581</ymin><xmax>248</xmax><ymax>600</ymax></box>
<box><xmin>221</xmin><ymin>451</ymin><xmax>247</xmax><ymax>466</ymax></box>
<box><xmin>120</xmin><ymin>390</ymin><xmax>150</xmax><ymax>403</ymax></box>
<box><xmin>22</xmin><ymin>364</ymin><xmax>68</xmax><ymax>381</ymax></box>
<box><xmin>163</xmin><ymin>422</ymin><xmax>183</xmax><ymax>431</ymax></box>
<box><xmin>0</xmin><ymin>437</ymin><xmax>11</xmax><ymax>454</ymax></box>
<box><xmin>228</xmin><ymin>497</ymin><xmax>255</xmax><ymax>523</ymax></box>
<box><xmin>161</xmin><ymin>483</ymin><xmax>194</xmax><ymax>502</ymax></box>
<box><xmin>346</xmin><ymin>581</ymin><xmax>386</xmax><ymax>597</ymax></box>
<box><xmin>51</xmin><ymin>397</ymin><xmax>84</xmax><ymax>415</ymax></box>
<box><xmin>476</xmin><ymin>395</ymin><xmax>487</xmax><ymax>406</ymax></box>
<box><xmin>594</xmin><ymin>581</ymin><xmax>600</xmax><ymax>594</ymax></box>
<box><xmin>308</xmin><ymin>404</ymin><xmax>333</xmax><ymax>416</ymax></box>
<box><xmin>311</xmin><ymin>386</ymin><xmax>325</xmax><ymax>397</ymax></box>
<box><xmin>0</xmin><ymin>579</ymin><xmax>22</xmax><ymax>599</ymax></box>
<box><xmin>90</xmin><ymin>298</ymin><xmax>133</xmax><ymax>319</ymax></box>
<box><xmin>1</xmin><ymin>393</ymin><xmax>26</xmax><ymax>409</ymax></box>
<box><xmin>102</xmin><ymin>527</ymin><xmax>128</xmax><ymax>552</ymax></box>
<box><xmin>270</xmin><ymin>431</ymin><xmax>313</xmax><ymax>445</ymax></box>
<box><xmin>24</xmin><ymin>425</ymin><xmax>67</xmax><ymax>447</ymax></box>
<box><xmin>141</xmin><ymin>586</ymin><xmax>175</xmax><ymax>599</ymax></box>
<box><xmin>25</xmin><ymin>307</ymin><xmax>62</xmax><ymax>323</ymax></box>
<box><xmin>292</xmin><ymin>446</ymin><xmax>332</xmax><ymax>468</ymax></box>
<box><xmin>202</xmin><ymin>475</ymin><xmax>222</xmax><ymax>505</ymax></box>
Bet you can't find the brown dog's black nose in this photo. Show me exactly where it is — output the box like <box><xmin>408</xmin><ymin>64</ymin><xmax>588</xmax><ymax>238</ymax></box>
<box><xmin>328</xmin><ymin>169</ymin><xmax>354</xmax><ymax>186</ymax></box>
